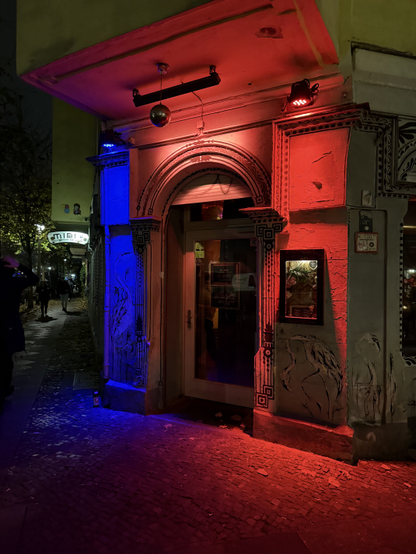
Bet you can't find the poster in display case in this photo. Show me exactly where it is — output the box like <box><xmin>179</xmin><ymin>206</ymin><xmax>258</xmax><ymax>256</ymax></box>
<box><xmin>210</xmin><ymin>262</ymin><xmax>240</xmax><ymax>310</ymax></box>
<box><xmin>279</xmin><ymin>249</ymin><xmax>325</xmax><ymax>325</ymax></box>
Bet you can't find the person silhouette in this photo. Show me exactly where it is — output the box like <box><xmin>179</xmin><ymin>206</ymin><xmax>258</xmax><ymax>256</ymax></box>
<box><xmin>57</xmin><ymin>277</ymin><xmax>70</xmax><ymax>312</ymax></box>
<box><xmin>37</xmin><ymin>281</ymin><xmax>51</xmax><ymax>318</ymax></box>
<box><xmin>0</xmin><ymin>256</ymin><xmax>39</xmax><ymax>412</ymax></box>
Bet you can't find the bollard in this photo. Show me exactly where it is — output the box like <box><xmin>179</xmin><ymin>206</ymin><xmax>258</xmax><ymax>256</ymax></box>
<box><xmin>93</xmin><ymin>391</ymin><xmax>100</xmax><ymax>407</ymax></box>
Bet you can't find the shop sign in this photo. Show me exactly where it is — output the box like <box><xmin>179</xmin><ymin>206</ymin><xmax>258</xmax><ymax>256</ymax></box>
<box><xmin>48</xmin><ymin>231</ymin><xmax>89</xmax><ymax>245</ymax></box>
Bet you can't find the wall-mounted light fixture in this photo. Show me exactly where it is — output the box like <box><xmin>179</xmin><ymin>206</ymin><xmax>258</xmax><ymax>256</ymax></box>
<box><xmin>287</xmin><ymin>79</ymin><xmax>319</xmax><ymax>108</ymax></box>
<box><xmin>133</xmin><ymin>64</ymin><xmax>221</xmax><ymax>128</ymax></box>
<box><xmin>100</xmin><ymin>129</ymin><xmax>125</xmax><ymax>149</ymax></box>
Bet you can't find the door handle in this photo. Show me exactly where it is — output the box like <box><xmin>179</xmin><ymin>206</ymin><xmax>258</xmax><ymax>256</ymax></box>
<box><xmin>187</xmin><ymin>309</ymin><xmax>192</xmax><ymax>328</ymax></box>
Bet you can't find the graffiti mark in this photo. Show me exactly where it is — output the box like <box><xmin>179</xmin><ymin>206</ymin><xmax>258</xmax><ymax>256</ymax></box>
<box><xmin>356</xmin><ymin>333</ymin><xmax>382</xmax><ymax>420</ymax></box>
<box><xmin>280</xmin><ymin>335</ymin><xmax>343</xmax><ymax>420</ymax></box>
<box><xmin>111</xmin><ymin>253</ymin><xmax>136</xmax><ymax>382</ymax></box>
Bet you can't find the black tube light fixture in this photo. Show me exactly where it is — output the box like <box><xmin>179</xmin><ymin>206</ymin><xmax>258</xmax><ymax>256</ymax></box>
<box><xmin>133</xmin><ymin>65</ymin><xmax>221</xmax><ymax>108</ymax></box>
<box><xmin>287</xmin><ymin>79</ymin><xmax>319</xmax><ymax>108</ymax></box>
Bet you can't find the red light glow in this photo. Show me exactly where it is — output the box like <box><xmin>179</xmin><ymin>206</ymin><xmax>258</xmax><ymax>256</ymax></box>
<box><xmin>293</xmin><ymin>99</ymin><xmax>308</xmax><ymax>106</ymax></box>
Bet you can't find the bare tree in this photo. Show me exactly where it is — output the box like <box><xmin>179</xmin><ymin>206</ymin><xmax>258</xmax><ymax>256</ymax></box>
<box><xmin>0</xmin><ymin>71</ymin><xmax>53</xmax><ymax>307</ymax></box>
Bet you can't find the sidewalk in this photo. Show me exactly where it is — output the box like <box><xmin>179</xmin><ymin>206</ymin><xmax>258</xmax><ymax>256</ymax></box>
<box><xmin>0</xmin><ymin>298</ymin><xmax>415</xmax><ymax>554</ymax></box>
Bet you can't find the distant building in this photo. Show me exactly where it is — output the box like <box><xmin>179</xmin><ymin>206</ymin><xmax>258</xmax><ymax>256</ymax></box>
<box><xmin>16</xmin><ymin>0</ymin><xmax>416</xmax><ymax>461</ymax></box>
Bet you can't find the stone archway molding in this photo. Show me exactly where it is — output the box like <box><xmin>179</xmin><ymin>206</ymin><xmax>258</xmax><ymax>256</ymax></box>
<box><xmin>136</xmin><ymin>139</ymin><xmax>271</xmax><ymax>217</ymax></box>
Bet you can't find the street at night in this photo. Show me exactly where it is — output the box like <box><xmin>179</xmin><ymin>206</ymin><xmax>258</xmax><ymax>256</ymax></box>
<box><xmin>3</xmin><ymin>2</ymin><xmax>416</xmax><ymax>552</ymax></box>
<box><xmin>0</xmin><ymin>299</ymin><xmax>415</xmax><ymax>554</ymax></box>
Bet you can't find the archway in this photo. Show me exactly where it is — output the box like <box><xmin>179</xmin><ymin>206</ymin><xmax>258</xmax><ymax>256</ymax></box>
<box><xmin>136</xmin><ymin>140</ymin><xmax>271</xmax><ymax>219</ymax></box>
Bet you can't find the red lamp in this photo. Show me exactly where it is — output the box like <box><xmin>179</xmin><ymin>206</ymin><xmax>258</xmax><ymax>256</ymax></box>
<box><xmin>287</xmin><ymin>79</ymin><xmax>319</xmax><ymax>108</ymax></box>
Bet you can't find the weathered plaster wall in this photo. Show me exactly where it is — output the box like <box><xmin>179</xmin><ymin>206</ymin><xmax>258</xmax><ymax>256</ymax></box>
<box><xmin>316</xmin><ymin>0</ymin><xmax>416</xmax><ymax>60</ymax></box>
<box><xmin>16</xmin><ymin>0</ymin><xmax>214</xmax><ymax>74</ymax></box>
<box><xmin>347</xmin><ymin>0</ymin><xmax>416</xmax><ymax>56</ymax></box>
<box><xmin>52</xmin><ymin>99</ymin><xmax>98</xmax><ymax>229</ymax></box>
<box><xmin>346</xmin><ymin>125</ymin><xmax>416</xmax><ymax>458</ymax></box>
<box><xmin>316</xmin><ymin>0</ymin><xmax>416</xmax><ymax>107</ymax></box>
<box><xmin>109</xmin><ymin>227</ymin><xmax>138</xmax><ymax>384</ymax></box>
<box><xmin>275</xmin><ymin>214</ymin><xmax>348</xmax><ymax>426</ymax></box>
<box><xmin>347</xmin><ymin>209</ymin><xmax>386</xmax><ymax>424</ymax></box>
<box><xmin>274</xmin><ymin>127</ymin><xmax>350</xmax><ymax>427</ymax></box>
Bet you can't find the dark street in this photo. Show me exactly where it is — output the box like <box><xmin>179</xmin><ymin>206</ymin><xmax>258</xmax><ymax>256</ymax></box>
<box><xmin>0</xmin><ymin>298</ymin><xmax>415</xmax><ymax>554</ymax></box>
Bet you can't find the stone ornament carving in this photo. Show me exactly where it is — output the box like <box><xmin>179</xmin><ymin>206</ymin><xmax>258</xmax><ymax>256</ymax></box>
<box><xmin>397</xmin><ymin>118</ymin><xmax>416</xmax><ymax>191</ymax></box>
<box><xmin>136</xmin><ymin>140</ymin><xmax>271</xmax><ymax>217</ymax></box>
<box><xmin>131</xmin><ymin>217</ymin><xmax>161</xmax><ymax>254</ymax></box>
<box><xmin>242</xmin><ymin>207</ymin><xmax>286</xmax><ymax>409</ymax></box>
<box><xmin>86</xmin><ymin>151</ymin><xmax>129</xmax><ymax>168</ymax></box>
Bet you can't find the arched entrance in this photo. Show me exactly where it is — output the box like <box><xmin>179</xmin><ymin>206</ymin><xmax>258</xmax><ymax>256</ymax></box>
<box><xmin>165</xmin><ymin>170</ymin><xmax>257</xmax><ymax>408</ymax></box>
<box><xmin>130</xmin><ymin>140</ymin><xmax>282</xmax><ymax>414</ymax></box>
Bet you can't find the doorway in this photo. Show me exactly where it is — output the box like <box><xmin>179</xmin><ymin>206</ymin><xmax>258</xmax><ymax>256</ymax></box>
<box><xmin>184</xmin><ymin>229</ymin><xmax>256</xmax><ymax>407</ymax></box>
<box><xmin>165</xmin><ymin>196</ymin><xmax>257</xmax><ymax>409</ymax></box>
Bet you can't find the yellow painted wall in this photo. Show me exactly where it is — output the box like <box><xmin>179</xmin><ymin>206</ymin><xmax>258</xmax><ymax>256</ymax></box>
<box><xmin>52</xmin><ymin>99</ymin><xmax>98</xmax><ymax>229</ymax></box>
<box><xmin>314</xmin><ymin>0</ymin><xmax>340</xmax><ymax>56</ymax></box>
<box><xmin>349</xmin><ymin>0</ymin><xmax>416</xmax><ymax>56</ymax></box>
<box><xmin>16</xmin><ymin>0</ymin><xmax>215</xmax><ymax>75</ymax></box>
<box><xmin>316</xmin><ymin>0</ymin><xmax>416</xmax><ymax>59</ymax></box>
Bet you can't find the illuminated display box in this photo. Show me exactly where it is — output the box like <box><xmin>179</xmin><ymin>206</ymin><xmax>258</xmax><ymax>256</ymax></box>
<box><xmin>279</xmin><ymin>249</ymin><xmax>325</xmax><ymax>325</ymax></box>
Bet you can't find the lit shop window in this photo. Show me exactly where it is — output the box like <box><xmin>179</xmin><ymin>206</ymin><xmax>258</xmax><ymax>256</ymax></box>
<box><xmin>402</xmin><ymin>200</ymin><xmax>416</xmax><ymax>355</ymax></box>
<box><xmin>279</xmin><ymin>250</ymin><xmax>325</xmax><ymax>325</ymax></box>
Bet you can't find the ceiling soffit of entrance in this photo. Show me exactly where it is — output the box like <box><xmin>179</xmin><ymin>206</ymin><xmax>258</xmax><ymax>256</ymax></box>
<box><xmin>21</xmin><ymin>0</ymin><xmax>339</xmax><ymax>123</ymax></box>
<box><xmin>171</xmin><ymin>173</ymin><xmax>250</xmax><ymax>205</ymax></box>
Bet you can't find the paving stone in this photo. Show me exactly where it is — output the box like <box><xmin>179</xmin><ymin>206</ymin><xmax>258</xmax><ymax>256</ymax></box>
<box><xmin>1</xmin><ymin>298</ymin><xmax>416</xmax><ymax>554</ymax></box>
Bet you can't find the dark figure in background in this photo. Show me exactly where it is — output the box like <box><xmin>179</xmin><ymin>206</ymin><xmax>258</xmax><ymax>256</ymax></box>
<box><xmin>37</xmin><ymin>281</ymin><xmax>51</xmax><ymax>317</ymax></box>
<box><xmin>0</xmin><ymin>256</ymin><xmax>39</xmax><ymax>412</ymax></box>
<box><xmin>57</xmin><ymin>277</ymin><xmax>70</xmax><ymax>312</ymax></box>
<box><xmin>67</xmin><ymin>278</ymin><xmax>74</xmax><ymax>302</ymax></box>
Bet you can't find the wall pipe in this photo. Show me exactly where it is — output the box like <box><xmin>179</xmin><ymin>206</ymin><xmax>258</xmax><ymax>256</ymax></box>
<box><xmin>103</xmin><ymin>224</ymin><xmax>111</xmax><ymax>380</ymax></box>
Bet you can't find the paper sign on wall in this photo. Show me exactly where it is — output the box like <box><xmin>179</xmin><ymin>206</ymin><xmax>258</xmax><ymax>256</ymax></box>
<box><xmin>355</xmin><ymin>232</ymin><xmax>378</xmax><ymax>253</ymax></box>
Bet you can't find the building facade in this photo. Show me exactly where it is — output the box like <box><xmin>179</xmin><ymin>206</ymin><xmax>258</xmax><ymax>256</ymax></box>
<box><xmin>16</xmin><ymin>0</ymin><xmax>416</xmax><ymax>461</ymax></box>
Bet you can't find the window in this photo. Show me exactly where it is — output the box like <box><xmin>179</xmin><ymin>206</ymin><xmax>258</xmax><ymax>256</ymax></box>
<box><xmin>403</xmin><ymin>200</ymin><xmax>416</xmax><ymax>356</ymax></box>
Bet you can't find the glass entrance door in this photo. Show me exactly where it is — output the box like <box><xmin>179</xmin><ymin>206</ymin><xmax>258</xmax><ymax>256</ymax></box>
<box><xmin>184</xmin><ymin>228</ymin><xmax>256</xmax><ymax>407</ymax></box>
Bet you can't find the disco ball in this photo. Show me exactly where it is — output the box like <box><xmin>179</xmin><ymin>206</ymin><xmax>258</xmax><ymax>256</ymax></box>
<box><xmin>150</xmin><ymin>104</ymin><xmax>171</xmax><ymax>127</ymax></box>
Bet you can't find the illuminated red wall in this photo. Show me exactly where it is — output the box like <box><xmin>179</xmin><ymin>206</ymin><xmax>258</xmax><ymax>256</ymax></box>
<box><xmin>274</xmin><ymin>126</ymin><xmax>350</xmax><ymax>425</ymax></box>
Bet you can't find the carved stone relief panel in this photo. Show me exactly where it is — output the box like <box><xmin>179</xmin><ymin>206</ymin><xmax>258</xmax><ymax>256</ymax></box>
<box><xmin>130</xmin><ymin>217</ymin><xmax>161</xmax><ymax>387</ymax></box>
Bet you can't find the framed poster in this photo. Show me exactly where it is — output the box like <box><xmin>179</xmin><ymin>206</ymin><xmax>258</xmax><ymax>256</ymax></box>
<box><xmin>210</xmin><ymin>262</ymin><xmax>239</xmax><ymax>286</ymax></box>
<box><xmin>210</xmin><ymin>286</ymin><xmax>239</xmax><ymax>310</ymax></box>
<box><xmin>210</xmin><ymin>262</ymin><xmax>240</xmax><ymax>309</ymax></box>
<box><xmin>279</xmin><ymin>249</ymin><xmax>325</xmax><ymax>325</ymax></box>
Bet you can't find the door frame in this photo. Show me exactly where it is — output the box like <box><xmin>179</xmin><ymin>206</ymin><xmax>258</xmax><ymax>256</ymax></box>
<box><xmin>183</xmin><ymin>221</ymin><xmax>256</xmax><ymax>408</ymax></box>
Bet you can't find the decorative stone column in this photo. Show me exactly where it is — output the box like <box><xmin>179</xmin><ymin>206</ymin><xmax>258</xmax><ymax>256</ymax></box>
<box><xmin>130</xmin><ymin>217</ymin><xmax>161</xmax><ymax>390</ymax></box>
<box><xmin>241</xmin><ymin>207</ymin><xmax>286</xmax><ymax>409</ymax></box>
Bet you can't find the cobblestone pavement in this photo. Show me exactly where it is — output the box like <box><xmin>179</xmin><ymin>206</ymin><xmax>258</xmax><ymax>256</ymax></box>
<box><xmin>0</xmin><ymin>298</ymin><xmax>416</xmax><ymax>554</ymax></box>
